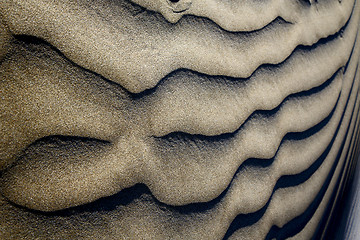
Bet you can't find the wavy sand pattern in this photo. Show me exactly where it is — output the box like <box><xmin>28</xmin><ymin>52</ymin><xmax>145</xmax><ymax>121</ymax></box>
<box><xmin>0</xmin><ymin>0</ymin><xmax>360</xmax><ymax>239</ymax></box>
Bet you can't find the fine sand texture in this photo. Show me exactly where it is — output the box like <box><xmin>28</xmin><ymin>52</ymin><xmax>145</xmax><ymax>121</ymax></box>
<box><xmin>1</xmin><ymin>0</ymin><xmax>360</xmax><ymax>239</ymax></box>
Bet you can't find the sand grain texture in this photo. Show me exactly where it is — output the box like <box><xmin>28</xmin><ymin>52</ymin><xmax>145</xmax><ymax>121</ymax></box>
<box><xmin>0</xmin><ymin>0</ymin><xmax>360</xmax><ymax>239</ymax></box>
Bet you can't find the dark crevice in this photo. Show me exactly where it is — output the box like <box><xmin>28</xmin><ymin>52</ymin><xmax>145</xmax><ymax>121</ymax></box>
<box><xmin>343</xmin><ymin>24</ymin><xmax>360</xmax><ymax>74</ymax></box>
<box><xmin>316</xmin><ymin>72</ymin><xmax>360</xmax><ymax>240</ymax></box>
<box><xmin>20</xmin><ymin>135</ymin><xmax>111</xmax><ymax>154</ymax></box>
<box><xmin>11</xmin><ymin>35</ymin><xmax>131</xmax><ymax>99</ymax></box>
<box><xmin>0</xmin><ymin>135</ymin><xmax>111</xmax><ymax>173</ymax></box>
<box><xmin>223</xmin><ymin>43</ymin><xmax>359</xmax><ymax>239</ymax></box>
<box><xmin>6</xmin><ymin>77</ymin><xmax>341</xmax><ymax>218</ymax></box>
<box><xmin>155</xmin><ymin>66</ymin><xmax>342</xmax><ymax>147</ymax></box>
<box><xmin>184</xmin><ymin>14</ymin><xmax>293</xmax><ymax>34</ymax></box>
<box><xmin>163</xmin><ymin>88</ymin><xmax>339</xmax><ymax>216</ymax></box>
<box><xmin>5</xmin><ymin>183</ymin><xmax>150</xmax><ymax>217</ymax></box>
<box><xmin>132</xmin><ymin>0</ymin><xmax>354</xmax><ymax>99</ymax></box>
<box><xmin>274</xmin><ymin>110</ymin><xmax>338</xmax><ymax>191</ymax></box>
<box><xmin>8</xmin><ymin>0</ymin><xmax>353</xmax><ymax>103</ymax></box>
<box><xmin>297</xmin><ymin>0</ymin><xmax>318</xmax><ymax>7</ymax></box>
<box><xmin>132</xmin><ymin>21</ymin><xmax>351</xmax><ymax>101</ymax></box>
<box><xmin>264</xmin><ymin>63</ymin><xmax>360</xmax><ymax>240</ymax></box>
<box><xmin>223</xmin><ymin>200</ymin><xmax>272</xmax><ymax>239</ymax></box>
<box><xmin>268</xmin><ymin>94</ymin><xmax>360</xmax><ymax>240</ymax></box>
<box><xmin>222</xmin><ymin>79</ymin><xmax>342</xmax><ymax>240</ymax></box>
<box><xmin>326</xmin><ymin>114</ymin><xmax>360</xmax><ymax>239</ymax></box>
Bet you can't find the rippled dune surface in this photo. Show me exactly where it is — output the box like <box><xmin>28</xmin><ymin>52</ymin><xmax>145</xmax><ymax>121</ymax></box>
<box><xmin>0</xmin><ymin>0</ymin><xmax>360</xmax><ymax>239</ymax></box>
